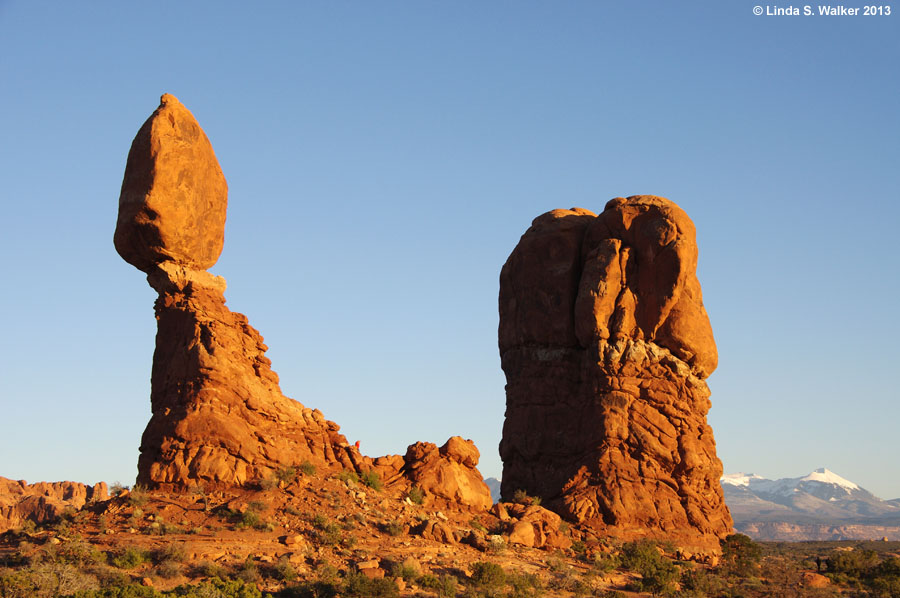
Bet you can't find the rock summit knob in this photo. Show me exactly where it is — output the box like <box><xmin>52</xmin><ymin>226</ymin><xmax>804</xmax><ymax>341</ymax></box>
<box><xmin>114</xmin><ymin>93</ymin><xmax>227</xmax><ymax>273</ymax></box>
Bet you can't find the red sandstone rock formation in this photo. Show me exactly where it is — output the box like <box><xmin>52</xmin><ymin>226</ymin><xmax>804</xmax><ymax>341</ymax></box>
<box><xmin>498</xmin><ymin>195</ymin><xmax>732</xmax><ymax>551</ymax></box>
<box><xmin>400</xmin><ymin>437</ymin><xmax>492</xmax><ymax>511</ymax></box>
<box><xmin>116</xmin><ymin>95</ymin><xmax>491</xmax><ymax>508</ymax></box>
<box><xmin>116</xmin><ymin>95</ymin><xmax>358</xmax><ymax>489</ymax></box>
<box><xmin>0</xmin><ymin>477</ymin><xmax>107</xmax><ymax>532</ymax></box>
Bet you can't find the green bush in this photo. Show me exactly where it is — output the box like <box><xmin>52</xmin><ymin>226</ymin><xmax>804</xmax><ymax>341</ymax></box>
<box><xmin>469</xmin><ymin>561</ymin><xmax>507</xmax><ymax>596</ymax></box>
<box><xmin>381</xmin><ymin>521</ymin><xmax>404</xmax><ymax>537</ymax></box>
<box><xmin>507</xmin><ymin>571</ymin><xmax>542</xmax><ymax>598</ymax></box>
<box><xmin>361</xmin><ymin>471</ymin><xmax>383</xmax><ymax>491</ymax></box>
<box><xmin>511</xmin><ymin>489</ymin><xmax>541</xmax><ymax>506</ymax></box>
<box><xmin>407</xmin><ymin>486</ymin><xmax>425</xmax><ymax>505</ymax></box>
<box><xmin>418</xmin><ymin>573</ymin><xmax>457</xmax><ymax>598</ymax></box>
<box><xmin>720</xmin><ymin>533</ymin><xmax>762</xmax><ymax>574</ymax></box>
<box><xmin>275</xmin><ymin>466</ymin><xmax>298</xmax><ymax>484</ymax></box>
<box><xmin>155</xmin><ymin>560</ymin><xmax>181</xmax><ymax>579</ymax></box>
<box><xmin>390</xmin><ymin>558</ymin><xmax>420</xmax><ymax>581</ymax></box>
<box><xmin>129</xmin><ymin>486</ymin><xmax>149</xmax><ymax>507</ymax></box>
<box><xmin>268</xmin><ymin>557</ymin><xmax>297</xmax><ymax>582</ymax></box>
<box><xmin>620</xmin><ymin>539</ymin><xmax>680</xmax><ymax>596</ymax></box>
<box><xmin>310</xmin><ymin>515</ymin><xmax>342</xmax><ymax>546</ymax></box>
<box><xmin>111</xmin><ymin>548</ymin><xmax>150</xmax><ymax>569</ymax></box>
<box><xmin>299</xmin><ymin>461</ymin><xmax>317</xmax><ymax>477</ymax></box>
<box><xmin>343</xmin><ymin>572</ymin><xmax>399</xmax><ymax>597</ymax></box>
<box><xmin>336</xmin><ymin>471</ymin><xmax>359</xmax><ymax>484</ymax></box>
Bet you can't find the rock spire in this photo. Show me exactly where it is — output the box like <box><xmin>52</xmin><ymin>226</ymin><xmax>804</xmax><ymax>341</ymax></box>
<box><xmin>498</xmin><ymin>195</ymin><xmax>732</xmax><ymax>551</ymax></box>
<box><xmin>116</xmin><ymin>94</ymin><xmax>357</xmax><ymax>488</ymax></box>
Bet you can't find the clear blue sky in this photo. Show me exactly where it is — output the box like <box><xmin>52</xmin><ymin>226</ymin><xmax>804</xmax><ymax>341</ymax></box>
<box><xmin>1</xmin><ymin>2</ymin><xmax>898</xmax><ymax>498</ymax></box>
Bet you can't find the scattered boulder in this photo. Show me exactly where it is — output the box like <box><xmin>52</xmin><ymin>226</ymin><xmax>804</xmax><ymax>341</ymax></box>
<box><xmin>503</xmin><ymin>503</ymin><xmax>573</xmax><ymax>550</ymax></box>
<box><xmin>498</xmin><ymin>196</ymin><xmax>732</xmax><ymax>551</ymax></box>
<box><xmin>414</xmin><ymin>519</ymin><xmax>457</xmax><ymax>544</ymax></box>
<box><xmin>401</xmin><ymin>437</ymin><xmax>492</xmax><ymax>511</ymax></box>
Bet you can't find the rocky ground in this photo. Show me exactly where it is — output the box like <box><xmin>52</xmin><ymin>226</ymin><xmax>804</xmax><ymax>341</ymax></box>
<box><xmin>4</xmin><ymin>468</ymin><xmax>900</xmax><ymax>597</ymax></box>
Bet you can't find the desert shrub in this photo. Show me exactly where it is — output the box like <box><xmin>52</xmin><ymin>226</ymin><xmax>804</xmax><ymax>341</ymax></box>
<box><xmin>10</xmin><ymin>562</ymin><xmax>100</xmax><ymax>597</ymax></box>
<box><xmin>275</xmin><ymin>466</ymin><xmax>298</xmax><ymax>484</ymax></box>
<box><xmin>279</xmin><ymin>580</ymin><xmax>339</xmax><ymax>598</ymax></box>
<box><xmin>272</xmin><ymin>557</ymin><xmax>298</xmax><ymax>582</ymax></box>
<box><xmin>41</xmin><ymin>539</ymin><xmax>107</xmax><ymax>567</ymax></box>
<box><xmin>620</xmin><ymin>539</ymin><xmax>680</xmax><ymax>596</ymax></box>
<box><xmin>145</xmin><ymin>516</ymin><xmax>181</xmax><ymax>536</ymax></box>
<box><xmin>596</xmin><ymin>591</ymin><xmax>627</xmax><ymax>598</ymax></box>
<box><xmin>570</xmin><ymin>540</ymin><xmax>587</xmax><ymax>558</ymax></box>
<box><xmin>172</xmin><ymin>577</ymin><xmax>264</xmax><ymax>598</ymax></box>
<box><xmin>418</xmin><ymin>573</ymin><xmax>457</xmax><ymax>598</ymax></box>
<box><xmin>235</xmin><ymin>559</ymin><xmax>260</xmax><ymax>584</ymax></box>
<box><xmin>406</xmin><ymin>487</ymin><xmax>425</xmax><ymax>505</ymax></box>
<box><xmin>469</xmin><ymin>561</ymin><xmax>506</xmax><ymax>596</ymax></box>
<box><xmin>310</xmin><ymin>515</ymin><xmax>341</xmax><ymax>546</ymax></box>
<box><xmin>298</xmin><ymin>461</ymin><xmax>317</xmax><ymax>477</ymax></box>
<box><xmin>511</xmin><ymin>489</ymin><xmax>541</xmax><ymax>506</ymax></box>
<box><xmin>469</xmin><ymin>518</ymin><xmax>487</xmax><ymax>533</ymax></box>
<box><xmin>156</xmin><ymin>560</ymin><xmax>182</xmax><ymax>579</ymax></box>
<box><xmin>111</xmin><ymin>547</ymin><xmax>151</xmax><ymax>569</ymax></box>
<box><xmin>360</xmin><ymin>471</ymin><xmax>382</xmax><ymax>491</ymax></box>
<box><xmin>193</xmin><ymin>560</ymin><xmax>228</xmax><ymax>579</ymax></box>
<box><xmin>67</xmin><ymin>585</ymin><xmax>162</xmax><ymax>598</ymax></box>
<box><xmin>336</xmin><ymin>471</ymin><xmax>359</xmax><ymax>485</ymax></box>
<box><xmin>343</xmin><ymin>572</ymin><xmax>399</xmax><ymax>597</ymax></box>
<box><xmin>390</xmin><ymin>558</ymin><xmax>421</xmax><ymax>581</ymax></box>
<box><xmin>129</xmin><ymin>486</ymin><xmax>149</xmax><ymax>507</ymax></box>
<box><xmin>91</xmin><ymin>566</ymin><xmax>131</xmax><ymax>589</ymax></box>
<box><xmin>507</xmin><ymin>571</ymin><xmax>542</xmax><ymax>598</ymax></box>
<box><xmin>591</xmin><ymin>552</ymin><xmax>620</xmax><ymax>576</ymax></box>
<box><xmin>225</xmin><ymin>505</ymin><xmax>270</xmax><ymax>531</ymax></box>
<box><xmin>153</xmin><ymin>543</ymin><xmax>187</xmax><ymax>565</ymax></box>
<box><xmin>680</xmin><ymin>567</ymin><xmax>726</xmax><ymax>597</ymax></box>
<box><xmin>720</xmin><ymin>533</ymin><xmax>762</xmax><ymax>575</ymax></box>
<box><xmin>381</xmin><ymin>521</ymin><xmax>404</xmax><ymax>537</ymax></box>
<box><xmin>827</xmin><ymin>549</ymin><xmax>879</xmax><ymax>578</ymax></box>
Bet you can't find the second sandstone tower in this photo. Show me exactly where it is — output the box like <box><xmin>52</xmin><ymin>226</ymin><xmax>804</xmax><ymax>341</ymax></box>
<box><xmin>498</xmin><ymin>196</ymin><xmax>732</xmax><ymax>550</ymax></box>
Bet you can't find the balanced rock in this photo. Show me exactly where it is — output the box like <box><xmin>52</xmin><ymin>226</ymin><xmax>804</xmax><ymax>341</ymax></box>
<box><xmin>115</xmin><ymin>94</ymin><xmax>227</xmax><ymax>273</ymax></box>
<box><xmin>116</xmin><ymin>95</ymin><xmax>355</xmax><ymax>489</ymax></box>
<box><xmin>498</xmin><ymin>195</ymin><xmax>732</xmax><ymax>551</ymax></box>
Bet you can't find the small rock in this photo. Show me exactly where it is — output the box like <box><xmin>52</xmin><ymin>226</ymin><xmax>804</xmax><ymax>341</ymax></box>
<box><xmin>141</xmin><ymin>578</ymin><xmax>153</xmax><ymax>587</ymax></box>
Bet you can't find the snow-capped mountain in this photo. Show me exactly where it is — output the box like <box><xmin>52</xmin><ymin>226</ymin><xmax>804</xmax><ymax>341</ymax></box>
<box><xmin>722</xmin><ymin>468</ymin><xmax>900</xmax><ymax>540</ymax></box>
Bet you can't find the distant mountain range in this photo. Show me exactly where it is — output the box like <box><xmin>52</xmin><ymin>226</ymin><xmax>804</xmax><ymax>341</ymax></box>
<box><xmin>486</xmin><ymin>469</ymin><xmax>900</xmax><ymax>541</ymax></box>
<box><xmin>722</xmin><ymin>468</ymin><xmax>900</xmax><ymax>541</ymax></box>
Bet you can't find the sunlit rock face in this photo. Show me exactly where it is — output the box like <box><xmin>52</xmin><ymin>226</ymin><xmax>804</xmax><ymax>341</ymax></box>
<box><xmin>116</xmin><ymin>94</ymin><xmax>358</xmax><ymax>489</ymax></box>
<box><xmin>498</xmin><ymin>195</ymin><xmax>732</xmax><ymax>552</ymax></box>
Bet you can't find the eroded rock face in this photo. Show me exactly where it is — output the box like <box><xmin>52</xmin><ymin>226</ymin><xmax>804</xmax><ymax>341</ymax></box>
<box><xmin>498</xmin><ymin>195</ymin><xmax>732</xmax><ymax>551</ymax></box>
<box><xmin>0</xmin><ymin>478</ymin><xmax>107</xmax><ymax>532</ymax></box>
<box><xmin>117</xmin><ymin>95</ymin><xmax>356</xmax><ymax>489</ymax></box>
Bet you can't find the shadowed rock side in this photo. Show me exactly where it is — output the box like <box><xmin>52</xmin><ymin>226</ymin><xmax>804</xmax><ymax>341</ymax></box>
<box><xmin>498</xmin><ymin>196</ymin><xmax>732</xmax><ymax>552</ymax></box>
